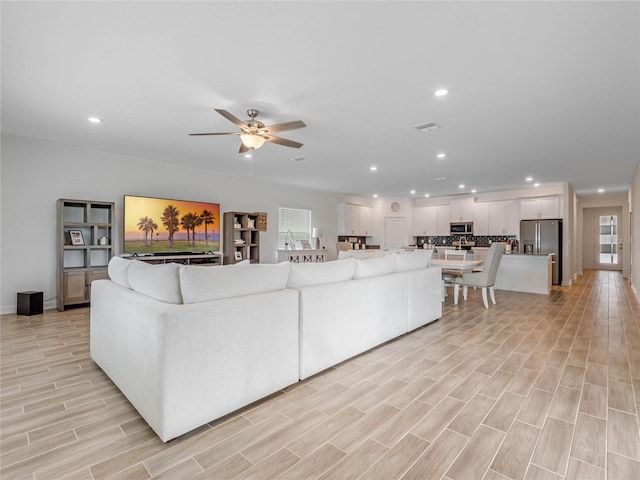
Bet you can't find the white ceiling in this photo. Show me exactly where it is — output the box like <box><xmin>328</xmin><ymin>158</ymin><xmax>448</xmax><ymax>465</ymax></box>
<box><xmin>2</xmin><ymin>1</ymin><xmax>639</xmax><ymax>198</ymax></box>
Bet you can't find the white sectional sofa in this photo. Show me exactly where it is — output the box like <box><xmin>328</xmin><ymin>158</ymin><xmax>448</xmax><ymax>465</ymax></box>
<box><xmin>90</xmin><ymin>253</ymin><xmax>442</xmax><ymax>442</ymax></box>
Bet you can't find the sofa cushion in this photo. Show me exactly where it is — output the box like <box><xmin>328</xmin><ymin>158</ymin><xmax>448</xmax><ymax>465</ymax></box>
<box><xmin>394</xmin><ymin>252</ymin><xmax>431</xmax><ymax>272</ymax></box>
<box><xmin>108</xmin><ymin>256</ymin><xmax>132</xmax><ymax>289</ymax></box>
<box><xmin>127</xmin><ymin>261</ymin><xmax>183</xmax><ymax>304</ymax></box>
<box><xmin>180</xmin><ymin>262</ymin><xmax>291</xmax><ymax>304</ymax></box>
<box><xmin>353</xmin><ymin>255</ymin><xmax>397</xmax><ymax>279</ymax></box>
<box><xmin>287</xmin><ymin>258</ymin><xmax>356</xmax><ymax>288</ymax></box>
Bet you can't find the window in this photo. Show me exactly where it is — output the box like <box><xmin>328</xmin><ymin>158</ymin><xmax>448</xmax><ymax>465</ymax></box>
<box><xmin>279</xmin><ymin>207</ymin><xmax>311</xmax><ymax>248</ymax></box>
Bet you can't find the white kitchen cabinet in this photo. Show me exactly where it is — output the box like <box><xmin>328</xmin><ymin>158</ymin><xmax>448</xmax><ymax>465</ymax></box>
<box><xmin>358</xmin><ymin>205</ymin><xmax>373</xmax><ymax>236</ymax></box>
<box><xmin>413</xmin><ymin>206</ymin><xmax>438</xmax><ymax>236</ymax></box>
<box><xmin>520</xmin><ymin>196</ymin><xmax>561</xmax><ymax>220</ymax></box>
<box><xmin>473</xmin><ymin>203</ymin><xmax>490</xmax><ymax>236</ymax></box>
<box><xmin>505</xmin><ymin>200</ymin><xmax>520</xmax><ymax>235</ymax></box>
<box><xmin>474</xmin><ymin>200</ymin><xmax>520</xmax><ymax>235</ymax></box>
<box><xmin>337</xmin><ymin>203</ymin><xmax>373</xmax><ymax>236</ymax></box>
<box><xmin>437</xmin><ymin>204</ymin><xmax>451</xmax><ymax>236</ymax></box>
<box><xmin>450</xmin><ymin>197</ymin><xmax>474</xmax><ymax>222</ymax></box>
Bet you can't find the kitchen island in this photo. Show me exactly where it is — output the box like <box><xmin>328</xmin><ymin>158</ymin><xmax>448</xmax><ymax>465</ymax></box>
<box><xmin>473</xmin><ymin>247</ymin><xmax>553</xmax><ymax>295</ymax></box>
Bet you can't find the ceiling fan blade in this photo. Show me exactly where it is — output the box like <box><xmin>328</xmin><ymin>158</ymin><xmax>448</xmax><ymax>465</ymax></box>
<box><xmin>260</xmin><ymin>120</ymin><xmax>306</xmax><ymax>134</ymax></box>
<box><xmin>188</xmin><ymin>132</ymin><xmax>240</xmax><ymax>136</ymax></box>
<box><xmin>264</xmin><ymin>135</ymin><xmax>303</xmax><ymax>149</ymax></box>
<box><xmin>215</xmin><ymin>109</ymin><xmax>249</xmax><ymax>129</ymax></box>
<box><xmin>239</xmin><ymin>142</ymin><xmax>250</xmax><ymax>153</ymax></box>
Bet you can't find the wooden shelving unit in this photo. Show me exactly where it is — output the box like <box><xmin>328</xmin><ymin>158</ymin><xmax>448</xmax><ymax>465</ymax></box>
<box><xmin>57</xmin><ymin>199</ymin><xmax>115</xmax><ymax>311</ymax></box>
<box><xmin>223</xmin><ymin>212</ymin><xmax>260</xmax><ymax>264</ymax></box>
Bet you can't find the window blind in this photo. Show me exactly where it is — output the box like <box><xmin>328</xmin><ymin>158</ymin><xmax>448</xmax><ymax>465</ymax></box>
<box><xmin>278</xmin><ymin>207</ymin><xmax>311</xmax><ymax>248</ymax></box>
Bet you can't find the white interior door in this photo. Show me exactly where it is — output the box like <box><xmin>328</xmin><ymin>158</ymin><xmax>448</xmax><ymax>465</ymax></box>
<box><xmin>384</xmin><ymin>217</ymin><xmax>406</xmax><ymax>249</ymax></box>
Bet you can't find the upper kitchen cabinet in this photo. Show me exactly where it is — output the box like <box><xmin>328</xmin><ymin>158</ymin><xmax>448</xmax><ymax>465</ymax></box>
<box><xmin>413</xmin><ymin>206</ymin><xmax>439</xmax><ymax>236</ymax></box>
<box><xmin>437</xmin><ymin>205</ymin><xmax>451</xmax><ymax>236</ymax></box>
<box><xmin>474</xmin><ymin>200</ymin><xmax>519</xmax><ymax>236</ymax></box>
<box><xmin>338</xmin><ymin>203</ymin><xmax>373</xmax><ymax>236</ymax></box>
<box><xmin>473</xmin><ymin>203</ymin><xmax>489</xmax><ymax>236</ymax></box>
<box><xmin>520</xmin><ymin>196</ymin><xmax>562</xmax><ymax>220</ymax></box>
<box><xmin>450</xmin><ymin>197</ymin><xmax>474</xmax><ymax>222</ymax></box>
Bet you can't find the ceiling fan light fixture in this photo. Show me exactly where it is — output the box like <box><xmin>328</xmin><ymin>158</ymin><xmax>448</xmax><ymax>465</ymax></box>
<box><xmin>240</xmin><ymin>133</ymin><xmax>266</xmax><ymax>149</ymax></box>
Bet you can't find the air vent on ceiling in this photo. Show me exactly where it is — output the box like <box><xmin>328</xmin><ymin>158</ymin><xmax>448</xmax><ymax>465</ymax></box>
<box><xmin>414</xmin><ymin>122</ymin><xmax>441</xmax><ymax>132</ymax></box>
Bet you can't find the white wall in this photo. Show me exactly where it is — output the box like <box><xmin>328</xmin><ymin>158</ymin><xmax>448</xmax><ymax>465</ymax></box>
<box><xmin>630</xmin><ymin>162</ymin><xmax>640</xmax><ymax>298</ymax></box>
<box><xmin>0</xmin><ymin>134</ymin><xmax>345</xmax><ymax>313</ymax></box>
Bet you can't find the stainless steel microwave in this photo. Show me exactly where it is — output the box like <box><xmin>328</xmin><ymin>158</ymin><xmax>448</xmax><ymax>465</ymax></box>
<box><xmin>450</xmin><ymin>222</ymin><xmax>473</xmax><ymax>235</ymax></box>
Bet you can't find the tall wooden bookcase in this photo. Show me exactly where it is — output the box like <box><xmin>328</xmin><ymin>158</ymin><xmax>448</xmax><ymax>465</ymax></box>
<box><xmin>223</xmin><ymin>212</ymin><xmax>260</xmax><ymax>264</ymax></box>
<box><xmin>57</xmin><ymin>199</ymin><xmax>114</xmax><ymax>311</ymax></box>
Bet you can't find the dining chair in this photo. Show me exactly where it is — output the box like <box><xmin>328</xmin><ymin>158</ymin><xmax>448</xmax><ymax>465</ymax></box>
<box><xmin>442</xmin><ymin>250</ymin><xmax>466</xmax><ymax>298</ymax></box>
<box><xmin>453</xmin><ymin>242</ymin><xmax>506</xmax><ymax>308</ymax></box>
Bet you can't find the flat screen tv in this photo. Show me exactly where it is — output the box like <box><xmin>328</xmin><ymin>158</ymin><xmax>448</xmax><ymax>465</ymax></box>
<box><xmin>123</xmin><ymin>195</ymin><xmax>220</xmax><ymax>255</ymax></box>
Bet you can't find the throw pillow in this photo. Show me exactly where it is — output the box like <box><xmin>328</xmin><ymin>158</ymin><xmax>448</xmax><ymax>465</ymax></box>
<box><xmin>353</xmin><ymin>254</ymin><xmax>397</xmax><ymax>279</ymax></box>
<box><xmin>394</xmin><ymin>252</ymin><xmax>431</xmax><ymax>272</ymax></box>
<box><xmin>179</xmin><ymin>262</ymin><xmax>291</xmax><ymax>304</ymax></box>
<box><xmin>107</xmin><ymin>256</ymin><xmax>132</xmax><ymax>289</ymax></box>
<box><xmin>127</xmin><ymin>261</ymin><xmax>183</xmax><ymax>304</ymax></box>
<box><xmin>287</xmin><ymin>258</ymin><xmax>357</xmax><ymax>288</ymax></box>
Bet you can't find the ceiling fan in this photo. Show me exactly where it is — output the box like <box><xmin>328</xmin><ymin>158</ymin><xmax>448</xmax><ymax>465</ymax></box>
<box><xmin>189</xmin><ymin>108</ymin><xmax>306</xmax><ymax>153</ymax></box>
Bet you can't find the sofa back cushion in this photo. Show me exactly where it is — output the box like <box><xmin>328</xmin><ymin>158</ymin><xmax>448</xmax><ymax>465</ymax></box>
<box><xmin>108</xmin><ymin>256</ymin><xmax>132</xmax><ymax>289</ymax></box>
<box><xmin>180</xmin><ymin>262</ymin><xmax>291</xmax><ymax>304</ymax></box>
<box><xmin>287</xmin><ymin>258</ymin><xmax>356</xmax><ymax>288</ymax></box>
<box><xmin>127</xmin><ymin>261</ymin><xmax>183</xmax><ymax>304</ymax></box>
<box><xmin>353</xmin><ymin>255</ymin><xmax>397</xmax><ymax>279</ymax></box>
<box><xmin>394</xmin><ymin>252</ymin><xmax>431</xmax><ymax>272</ymax></box>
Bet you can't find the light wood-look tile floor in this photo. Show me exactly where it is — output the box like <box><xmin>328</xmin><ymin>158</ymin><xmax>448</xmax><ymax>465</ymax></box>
<box><xmin>2</xmin><ymin>269</ymin><xmax>640</xmax><ymax>480</ymax></box>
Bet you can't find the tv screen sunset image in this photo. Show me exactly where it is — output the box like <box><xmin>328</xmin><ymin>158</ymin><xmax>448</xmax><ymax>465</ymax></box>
<box><xmin>124</xmin><ymin>196</ymin><xmax>220</xmax><ymax>254</ymax></box>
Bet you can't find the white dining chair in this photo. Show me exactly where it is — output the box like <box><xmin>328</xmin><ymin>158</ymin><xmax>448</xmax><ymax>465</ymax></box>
<box><xmin>454</xmin><ymin>243</ymin><xmax>505</xmax><ymax>308</ymax></box>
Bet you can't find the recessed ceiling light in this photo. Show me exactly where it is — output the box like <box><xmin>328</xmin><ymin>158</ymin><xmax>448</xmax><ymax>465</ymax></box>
<box><xmin>437</xmin><ymin>153</ymin><xmax>446</xmax><ymax>159</ymax></box>
<box><xmin>459</xmin><ymin>184</ymin><xmax>465</xmax><ymax>189</ymax></box>
<box><xmin>370</xmin><ymin>166</ymin><xmax>378</xmax><ymax>172</ymax></box>
<box><xmin>244</xmin><ymin>154</ymin><xmax>252</xmax><ymax>158</ymax></box>
<box><xmin>373</xmin><ymin>194</ymin><xmax>378</xmax><ymax>198</ymax></box>
<box><xmin>471</xmin><ymin>189</ymin><xmax>477</xmax><ymax>193</ymax></box>
<box><xmin>424</xmin><ymin>194</ymin><xmax>430</xmax><ymax>198</ymax></box>
<box><xmin>435</xmin><ymin>177</ymin><xmax>446</xmax><ymax>181</ymax></box>
<box><xmin>434</xmin><ymin>89</ymin><xmax>448</xmax><ymax>97</ymax></box>
<box><xmin>410</xmin><ymin>190</ymin><xmax>416</xmax><ymax>195</ymax></box>
<box><xmin>534</xmin><ymin>183</ymin><xmax>540</xmax><ymax>187</ymax></box>
<box><xmin>598</xmin><ymin>188</ymin><xmax>605</xmax><ymax>193</ymax></box>
<box><xmin>88</xmin><ymin>116</ymin><xmax>102</xmax><ymax>123</ymax></box>
<box><xmin>525</xmin><ymin>176</ymin><xmax>533</xmax><ymax>182</ymax></box>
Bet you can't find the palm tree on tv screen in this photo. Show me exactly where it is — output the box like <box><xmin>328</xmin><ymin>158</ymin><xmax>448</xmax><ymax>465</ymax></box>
<box><xmin>193</xmin><ymin>213</ymin><xmax>203</xmax><ymax>247</ymax></box>
<box><xmin>162</xmin><ymin>205</ymin><xmax>180</xmax><ymax>248</ymax></box>
<box><xmin>148</xmin><ymin>219</ymin><xmax>158</xmax><ymax>245</ymax></box>
<box><xmin>201</xmin><ymin>209</ymin><xmax>215</xmax><ymax>246</ymax></box>
<box><xmin>180</xmin><ymin>213</ymin><xmax>196</xmax><ymax>247</ymax></box>
<box><xmin>137</xmin><ymin>216</ymin><xmax>153</xmax><ymax>247</ymax></box>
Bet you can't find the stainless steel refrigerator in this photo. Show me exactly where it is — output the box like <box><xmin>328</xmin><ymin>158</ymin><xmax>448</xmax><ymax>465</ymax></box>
<box><xmin>520</xmin><ymin>219</ymin><xmax>562</xmax><ymax>285</ymax></box>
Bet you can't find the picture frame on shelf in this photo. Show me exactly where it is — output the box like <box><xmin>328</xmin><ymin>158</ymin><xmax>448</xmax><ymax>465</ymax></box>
<box><xmin>234</xmin><ymin>251</ymin><xmax>242</xmax><ymax>261</ymax></box>
<box><xmin>69</xmin><ymin>230</ymin><xmax>84</xmax><ymax>246</ymax></box>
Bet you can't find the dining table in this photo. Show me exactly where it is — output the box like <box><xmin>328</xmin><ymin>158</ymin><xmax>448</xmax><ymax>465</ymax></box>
<box><xmin>430</xmin><ymin>258</ymin><xmax>484</xmax><ymax>303</ymax></box>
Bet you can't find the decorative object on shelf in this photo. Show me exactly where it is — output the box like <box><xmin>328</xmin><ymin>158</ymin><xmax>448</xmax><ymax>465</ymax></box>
<box><xmin>257</xmin><ymin>212</ymin><xmax>267</xmax><ymax>231</ymax></box>
<box><xmin>247</xmin><ymin>218</ymin><xmax>255</xmax><ymax>229</ymax></box>
<box><xmin>234</xmin><ymin>251</ymin><xmax>242</xmax><ymax>261</ymax></box>
<box><xmin>311</xmin><ymin>226</ymin><xmax>323</xmax><ymax>250</ymax></box>
<box><xmin>189</xmin><ymin>108</ymin><xmax>306</xmax><ymax>153</ymax></box>
<box><xmin>98</xmin><ymin>236</ymin><xmax>109</xmax><ymax>245</ymax></box>
<box><xmin>69</xmin><ymin>230</ymin><xmax>85</xmax><ymax>245</ymax></box>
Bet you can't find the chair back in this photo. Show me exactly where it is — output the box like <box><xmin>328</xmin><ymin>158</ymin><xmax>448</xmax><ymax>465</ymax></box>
<box><xmin>336</xmin><ymin>241</ymin><xmax>352</xmax><ymax>254</ymax></box>
<box><xmin>444</xmin><ymin>250</ymin><xmax>465</xmax><ymax>261</ymax></box>
<box><xmin>475</xmin><ymin>243</ymin><xmax>505</xmax><ymax>286</ymax></box>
